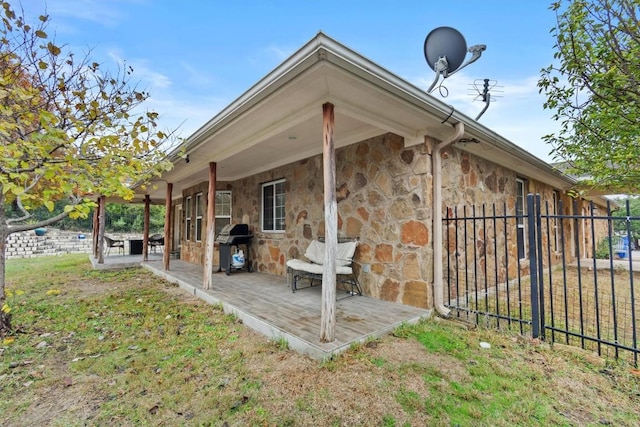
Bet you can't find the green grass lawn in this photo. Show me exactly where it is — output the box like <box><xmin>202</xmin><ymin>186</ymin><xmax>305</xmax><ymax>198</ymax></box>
<box><xmin>1</xmin><ymin>254</ymin><xmax>639</xmax><ymax>426</ymax></box>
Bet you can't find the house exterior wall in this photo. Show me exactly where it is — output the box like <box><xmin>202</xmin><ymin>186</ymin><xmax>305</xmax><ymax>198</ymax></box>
<box><xmin>441</xmin><ymin>148</ymin><xmax>605</xmax><ymax>290</ymax></box>
<box><xmin>175</xmin><ymin>132</ymin><xmax>607</xmax><ymax>310</ymax></box>
<box><xmin>232</xmin><ymin>133</ymin><xmax>434</xmax><ymax>308</ymax></box>
<box><xmin>180</xmin><ymin>183</ymin><xmax>208</xmax><ymax>265</ymax></box>
<box><xmin>178</xmin><ymin>133</ymin><xmax>434</xmax><ymax>308</ymax></box>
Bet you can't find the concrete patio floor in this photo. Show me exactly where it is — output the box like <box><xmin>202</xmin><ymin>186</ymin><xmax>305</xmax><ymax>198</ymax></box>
<box><xmin>90</xmin><ymin>254</ymin><xmax>431</xmax><ymax>360</ymax></box>
<box><xmin>89</xmin><ymin>252</ymin><xmax>164</xmax><ymax>270</ymax></box>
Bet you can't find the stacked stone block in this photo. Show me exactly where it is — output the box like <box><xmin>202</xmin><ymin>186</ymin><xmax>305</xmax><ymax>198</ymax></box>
<box><xmin>5</xmin><ymin>229</ymin><xmax>93</xmax><ymax>259</ymax></box>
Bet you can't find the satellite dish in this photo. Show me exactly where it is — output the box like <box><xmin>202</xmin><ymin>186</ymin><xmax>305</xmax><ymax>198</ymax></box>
<box><xmin>424</xmin><ymin>26</ymin><xmax>467</xmax><ymax>74</ymax></box>
<box><xmin>423</xmin><ymin>26</ymin><xmax>487</xmax><ymax>93</ymax></box>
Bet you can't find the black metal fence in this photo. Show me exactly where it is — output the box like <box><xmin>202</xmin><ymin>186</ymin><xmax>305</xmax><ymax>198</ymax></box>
<box><xmin>444</xmin><ymin>194</ymin><xmax>639</xmax><ymax>366</ymax></box>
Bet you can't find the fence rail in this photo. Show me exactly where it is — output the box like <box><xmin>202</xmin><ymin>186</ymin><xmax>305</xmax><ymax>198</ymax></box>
<box><xmin>444</xmin><ymin>194</ymin><xmax>639</xmax><ymax>366</ymax></box>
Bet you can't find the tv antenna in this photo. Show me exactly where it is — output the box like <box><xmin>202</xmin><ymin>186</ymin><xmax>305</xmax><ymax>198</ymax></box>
<box><xmin>469</xmin><ymin>78</ymin><xmax>502</xmax><ymax>120</ymax></box>
<box><xmin>423</xmin><ymin>26</ymin><xmax>486</xmax><ymax>94</ymax></box>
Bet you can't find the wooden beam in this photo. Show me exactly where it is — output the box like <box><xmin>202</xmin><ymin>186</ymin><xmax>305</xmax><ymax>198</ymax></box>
<box><xmin>203</xmin><ymin>162</ymin><xmax>217</xmax><ymax>289</ymax></box>
<box><xmin>320</xmin><ymin>102</ymin><xmax>337</xmax><ymax>343</ymax></box>
<box><xmin>163</xmin><ymin>183</ymin><xmax>173</xmax><ymax>270</ymax></box>
<box><xmin>143</xmin><ymin>195</ymin><xmax>150</xmax><ymax>262</ymax></box>
<box><xmin>97</xmin><ymin>195</ymin><xmax>106</xmax><ymax>264</ymax></box>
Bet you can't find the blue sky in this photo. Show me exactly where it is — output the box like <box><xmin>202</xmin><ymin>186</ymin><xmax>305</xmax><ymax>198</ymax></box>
<box><xmin>17</xmin><ymin>1</ymin><xmax>561</xmax><ymax>161</ymax></box>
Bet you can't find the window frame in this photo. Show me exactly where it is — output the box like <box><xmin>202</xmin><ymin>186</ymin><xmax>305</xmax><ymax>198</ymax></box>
<box><xmin>185</xmin><ymin>195</ymin><xmax>192</xmax><ymax>241</ymax></box>
<box><xmin>195</xmin><ymin>192</ymin><xmax>203</xmax><ymax>242</ymax></box>
<box><xmin>214</xmin><ymin>190</ymin><xmax>232</xmax><ymax>238</ymax></box>
<box><xmin>516</xmin><ymin>178</ymin><xmax>527</xmax><ymax>260</ymax></box>
<box><xmin>261</xmin><ymin>178</ymin><xmax>286</xmax><ymax>233</ymax></box>
<box><xmin>552</xmin><ymin>190</ymin><xmax>560</xmax><ymax>252</ymax></box>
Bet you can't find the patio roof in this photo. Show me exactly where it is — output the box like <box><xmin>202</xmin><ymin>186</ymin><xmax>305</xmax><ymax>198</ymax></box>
<box><xmin>132</xmin><ymin>32</ymin><xmax>578</xmax><ymax>204</ymax></box>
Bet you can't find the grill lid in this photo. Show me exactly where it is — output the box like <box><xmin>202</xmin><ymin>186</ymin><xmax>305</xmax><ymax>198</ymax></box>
<box><xmin>218</xmin><ymin>223</ymin><xmax>249</xmax><ymax>236</ymax></box>
<box><xmin>216</xmin><ymin>224</ymin><xmax>252</xmax><ymax>244</ymax></box>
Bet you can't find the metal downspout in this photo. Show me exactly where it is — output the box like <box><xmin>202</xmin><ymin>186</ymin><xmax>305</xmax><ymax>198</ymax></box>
<box><xmin>432</xmin><ymin>122</ymin><xmax>464</xmax><ymax>317</ymax></box>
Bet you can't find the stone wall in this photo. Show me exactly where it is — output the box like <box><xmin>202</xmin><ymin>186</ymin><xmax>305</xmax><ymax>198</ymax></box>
<box><xmin>180</xmin><ymin>183</ymin><xmax>208</xmax><ymax>265</ymax></box>
<box><xmin>5</xmin><ymin>229</ymin><xmax>148</xmax><ymax>259</ymax></box>
<box><xmin>5</xmin><ymin>229</ymin><xmax>93</xmax><ymax>259</ymax></box>
<box><xmin>227</xmin><ymin>133</ymin><xmax>434</xmax><ymax>309</ymax></box>
<box><xmin>441</xmin><ymin>148</ymin><xmax>602</xmax><ymax>288</ymax></box>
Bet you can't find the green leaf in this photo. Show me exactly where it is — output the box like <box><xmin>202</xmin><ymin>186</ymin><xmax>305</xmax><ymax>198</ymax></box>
<box><xmin>46</xmin><ymin>42</ymin><xmax>61</xmax><ymax>56</ymax></box>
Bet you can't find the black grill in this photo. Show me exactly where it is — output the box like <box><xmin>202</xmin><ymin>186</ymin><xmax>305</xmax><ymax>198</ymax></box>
<box><xmin>216</xmin><ymin>224</ymin><xmax>253</xmax><ymax>275</ymax></box>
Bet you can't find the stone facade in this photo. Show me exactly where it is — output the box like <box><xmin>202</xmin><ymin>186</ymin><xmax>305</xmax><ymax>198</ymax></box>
<box><xmin>441</xmin><ymin>148</ymin><xmax>603</xmax><ymax>291</ymax></box>
<box><xmin>179</xmin><ymin>182</ymin><xmax>208</xmax><ymax>265</ymax></box>
<box><xmin>179</xmin><ymin>133</ymin><xmax>434</xmax><ymax>308</ymax></box>
<box><xmin>176</xmin><ymin>132</ymin><xmax>607</xmax><ymax>310</ymax></box>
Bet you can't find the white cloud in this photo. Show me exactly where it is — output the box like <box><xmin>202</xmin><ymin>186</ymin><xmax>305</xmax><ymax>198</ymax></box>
<box><xmin>103</xmin><ymin>50</ymin><xmax>172</xmax><ymax>91</ymax></box>
<box><xmin>45</xmin><ymin>0</ymin><xmax>146</xmax><ymax>27</ymax></box>
<box><xmin>180</xmin><ymin>62</ymin><xmax>217</xmax><ymax>88</ymax></box>
<box><xmin>145</xmin><ymin>94</ymin><xmax>229</xmax><ymax>139</ymax></box>
<box><xmin>266</xmin><ymin>44</ymin><xmax>294</xmax><ymax>62</ymax></box>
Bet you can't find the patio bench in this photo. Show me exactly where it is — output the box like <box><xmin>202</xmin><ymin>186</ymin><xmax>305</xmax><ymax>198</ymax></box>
<box><xmin>286</xmin><ymin>238</ymin><xmax>362</xmax><ymax>298</ymax></box>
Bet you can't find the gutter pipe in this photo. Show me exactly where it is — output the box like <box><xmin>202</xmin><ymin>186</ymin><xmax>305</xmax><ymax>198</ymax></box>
<box><xmin>432</xmin><ymin>121</ymin><xmax>465</xmax><ymax>317</ymax></box>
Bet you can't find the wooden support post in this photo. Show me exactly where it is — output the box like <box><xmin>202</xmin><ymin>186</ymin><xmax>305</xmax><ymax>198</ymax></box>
<box><xmin>143</xmin><ymin>195</ymin><xmax>150</xmax><ymax>261</ymax></box>
<box><xmin>203</xmin><ymin>162</ymin><xmax>217</xmax><ymax>289</ymax></box>
<box><xmin>163</xmin><ymin>183</ymin><xmax>172</xmax><ymax>271</ymax></box>
<box><xmin>97</xmin><ymin>195</ymin><xmax>106</xmax><ymax>264</ymax></box>
<box><xmin>320</xmin><ymin>102</ymin><xmax>337</xmax><ymax>343</ymax></box>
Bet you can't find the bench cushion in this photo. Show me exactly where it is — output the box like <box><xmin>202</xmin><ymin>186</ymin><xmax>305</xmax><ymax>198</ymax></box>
<box><xmin>336</xmin><ymin>240</ymin><xmax>357</xmax><ymax>266</ymax></box>
<box><xmin>302</xmin><ymin>239</ymin><xmax>357</xmax><ymax>267</ymax></box>
<box><xmin>303</xmin><ymin>239</ymin><xmax>325</xmax><ymax>264</ymax></box>
<box><xmin>286</xmin><ymin>258</ymin><xmax>353</xmax><ymax>275</ymax></box>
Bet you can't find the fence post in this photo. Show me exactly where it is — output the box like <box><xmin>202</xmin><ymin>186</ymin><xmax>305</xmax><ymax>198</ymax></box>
<box><xmin>535</xmin><ymin>194</ymin><xmax>545</xmax><ymax>340</ymax></box>
<box><xmin>527</xmin><ymin>194</ymin><xmax>541</xmax><ymax>338</ymax></box>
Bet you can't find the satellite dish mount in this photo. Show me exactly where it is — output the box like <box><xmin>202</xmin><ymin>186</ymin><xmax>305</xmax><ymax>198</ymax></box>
<box><xmin>424</xmin><ymin>26</ymin><xmax>486</xmax><ymax>93</ymax></box>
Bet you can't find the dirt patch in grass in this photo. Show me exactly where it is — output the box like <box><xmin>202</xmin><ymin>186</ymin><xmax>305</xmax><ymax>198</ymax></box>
<box><xmin>2</xmin><ymin>255</ymin><xmax>639</xmax><ymax>426</ymax></box>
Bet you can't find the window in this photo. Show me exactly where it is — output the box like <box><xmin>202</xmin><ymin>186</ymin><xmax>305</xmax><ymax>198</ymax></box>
<box><xmin>581</xmin><ymin>206</ymin><xmax>588</xmax><ymax>257</ymax></box>
<box><xmin>516</xmin><ymin>178</ymin><xmax>526</xmax><ymax>260</ymax></box>
<box><xmin>173</xmin><ymin>204</ymin><xmax>182</xmax><ymax>250</ymax></box>
<box><xmin>215</xmin><ymin>191</ymin><xmax>232</xmax><ymax>237</ymax></box>
<box><xmin>262</xmin><ymin>179</ymin><xmax>285</xmax><ymax>232</ymax></box>
<box><xmin>185</xmin><ymin>196</ymin><xmax>192</xmax><ymax>241</ymax></box>
<box><xmin>552</xmin><ymin>190</ymin><xmax>560</xmax><ymax>252</ymax></box>
<box><xmin>195</xmin><ymin>193</ymin><xmax>203</xmax><ymax>242</ymax></box>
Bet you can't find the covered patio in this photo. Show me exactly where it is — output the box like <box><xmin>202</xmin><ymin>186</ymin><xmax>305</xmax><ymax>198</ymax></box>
<box><xmin>136</xmin><ymin>258</ymin><xmax>430</xmax><ymax>361</ymax></box>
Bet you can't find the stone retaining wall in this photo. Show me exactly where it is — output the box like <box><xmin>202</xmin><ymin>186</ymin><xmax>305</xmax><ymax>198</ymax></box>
<box><xmin>4</xmin><ymin>229</ymin><xmax>142</xmax><ymax>259</ymax></box>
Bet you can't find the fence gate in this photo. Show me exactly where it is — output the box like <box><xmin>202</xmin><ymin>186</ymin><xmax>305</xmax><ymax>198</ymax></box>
<box><xmin>444</xmin><ymin>194</ymin><xmax>638</xmax><ymax>366</ymax></box>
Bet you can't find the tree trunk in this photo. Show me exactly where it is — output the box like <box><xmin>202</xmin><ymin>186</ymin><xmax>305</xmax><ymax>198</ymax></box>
<box><xmin>0</xmin><ymin>199</ymin><xmax>11</xmax><ymax>336</ymax></box>
<box><xmin>92</xmin><ymin>206</ymin><xmax>99</xmax><ymax>258</ymax></box>
<box><xmin>97</xmin><ymin>195</ymin><xmax>106</xmax><ymax>264</ymax></box>
<box><xmin>143</xmin><ymin>195</ymin><xmax>150</xmax><ymax>261</ymax></box>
